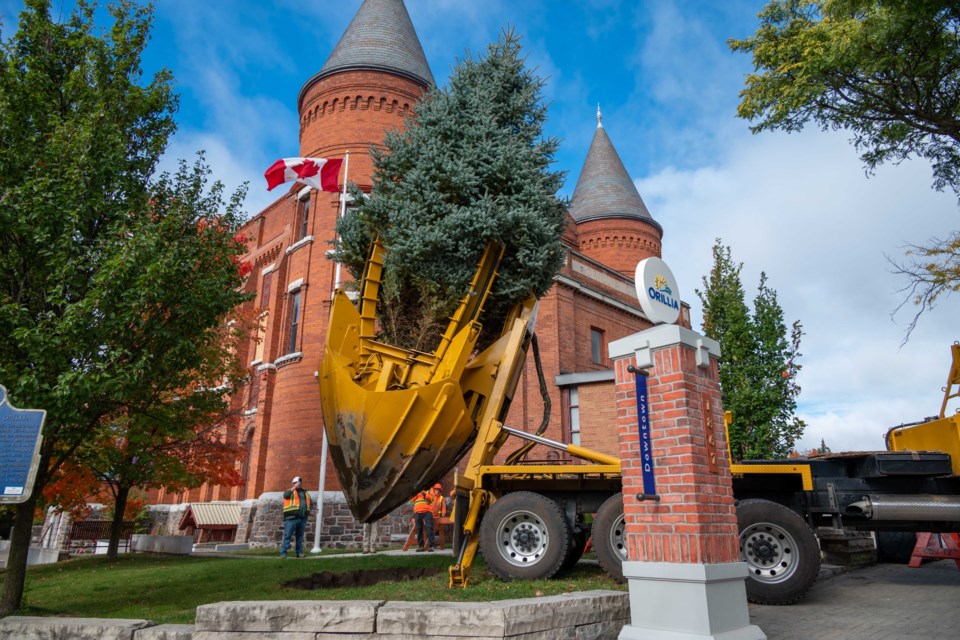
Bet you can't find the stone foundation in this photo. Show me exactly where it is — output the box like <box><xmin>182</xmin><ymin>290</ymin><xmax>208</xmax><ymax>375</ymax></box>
<box><xmin>239</xmin><ymin>491</ymin><xmax>414</xmax><ymax>550</ymax></box>
<box><xmin>36</xmin><ymin>504</ymin><xmax>106</xmax><ymax>550</ymax></box>
<box><xmin>0</xmin><ymin>591</ymin><xmax>629</xmax><ymax>639</ymax></box>
<box><xmin>145</xmin><ymin>504</ymin><xmax>191</xmax><ymax>536</ymax></box>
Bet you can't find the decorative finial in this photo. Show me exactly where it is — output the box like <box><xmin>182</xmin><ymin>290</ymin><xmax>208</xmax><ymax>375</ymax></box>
<box><xmin>597</xmin><ymin>103</ymin><xmax>603</xmax><ymax>128</ymax></box>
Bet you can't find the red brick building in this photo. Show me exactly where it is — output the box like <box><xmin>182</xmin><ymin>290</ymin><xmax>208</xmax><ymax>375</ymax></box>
<box><xmin>156</xmin><ymin>0</ymin><xmax>688</xmax><ymax>506</ymax></box>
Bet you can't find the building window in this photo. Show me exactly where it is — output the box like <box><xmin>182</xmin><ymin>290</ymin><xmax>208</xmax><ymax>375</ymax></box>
<box><xmin>260</xmin><ymin>271</ymin><xmax>273</xmax><ymax>308</ymax></box>
<box><xmin>247</xmin><ymin>369</ymin><xmax>260</xmax><ymax>411</ymax></box>
<box><xmin>287</xmin><ymin>290</ymin><xmax>301</xmax><ymax>354</ymax></box>
<box><xmin>297</xmin><ymin>195</ymin><xmax>311</xmax><ymax>240</ymax></box>
<box><xmin>242</xmin><ymin>433</ymin><xmax>255</xmax><ymax>500</ymax></box>
<box><xmin>590</xmin><ymin>327</ymin><xmax>605</xmax><ymax>365</ymax></box>
<box><xmin>569</xmin><ymin>387</ymin><xmax>581</xmax><ymax>446</ymax></box>
<box><xmin>253</xmin><ymin>312</ymin><xmax>267</xmax><ymax>363</ymax></box>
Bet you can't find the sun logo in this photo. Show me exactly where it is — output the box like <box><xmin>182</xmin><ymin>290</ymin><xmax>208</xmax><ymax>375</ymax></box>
<box><xmin>653</xmin><ymin>274</ymin><xmax>671</xmax><ymax>295</ymax></box>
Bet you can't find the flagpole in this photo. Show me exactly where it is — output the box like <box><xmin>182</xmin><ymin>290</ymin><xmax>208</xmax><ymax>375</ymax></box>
<box><xmin>312</xmin><ymin>150</ymin><xmax>349</xmax><ymax>554</ymax></box>
<box><xmin>333</xmin><ymin>151</ymin><xmax>349</xmax><ymax>290</ymax></box>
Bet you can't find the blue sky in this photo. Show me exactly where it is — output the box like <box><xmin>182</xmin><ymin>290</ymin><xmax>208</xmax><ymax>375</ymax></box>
<box><xmin>3</xmin><ymin>0</ymin><xmax>960</xmax><ymax>453</ymax></box>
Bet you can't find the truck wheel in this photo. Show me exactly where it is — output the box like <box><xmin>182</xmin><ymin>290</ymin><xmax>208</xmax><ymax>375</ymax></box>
<box><xmin>561</xmin><ymin>527</ymin><xmax>588</xmax><ymax>571</ymax></box>
<box><xmin>876</xmin><ymin>531</ymin><xmax>916</xmax><ymax>564</ymax></box>
<box><xmin>737</xmin><ymin>499</ymin><xmax>820</xmax><ymax>605</ymax></box>
<box><xmin>593</xmin><ymin>492</ymin><xmax>627</xmax><ymax>583</ymax></box>
<box><xmin>479</xmin><ymin>491</ymin><xmax>570</xmax><ymax>580</ymax></box>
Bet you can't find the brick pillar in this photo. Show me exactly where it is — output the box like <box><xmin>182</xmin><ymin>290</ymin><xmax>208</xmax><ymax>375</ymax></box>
<box><xmin>610</xmin><ymin>324</ymin><xmax>764</xmax><ymax>640</ymax></box>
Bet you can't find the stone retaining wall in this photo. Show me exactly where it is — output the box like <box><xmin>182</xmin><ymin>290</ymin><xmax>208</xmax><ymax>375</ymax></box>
<box><xmin>0</xmin><ymin>591</ymin><xmax>628</xmax><ymax>639</ymax></box>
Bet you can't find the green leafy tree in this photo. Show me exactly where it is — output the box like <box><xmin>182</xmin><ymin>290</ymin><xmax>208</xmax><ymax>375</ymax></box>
<box><xmin>336</xmin><ymin>29</ymin><xmax>567</xmax><ymax>350</ymax></box>
<box><xmin>82</xmin><ymin>196</ymin><xmax>255</xmax><ymax>558</ymax></box>
<box><xmin>730</xmin><ymin>0</ymin><xmax>960</xmax><ymax>336</ymax></box>
<box><xmin>697</xmin><ymin>241</ymin><xmax>806</xmax><ymax>460</ymax></box>
<box><xmin>0</xmin><ymin>1</ymin><xmax>250</xmax><ymax>612</ymax></box>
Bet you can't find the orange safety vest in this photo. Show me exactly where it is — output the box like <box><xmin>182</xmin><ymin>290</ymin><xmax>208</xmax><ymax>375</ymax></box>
<box><xmin>432</xmin><ymin>491</ymin><xmax>445</xmax><ymax>518</ymax></box>
<box><xmin>283</xmin><ymin>488</ymin><xmax>311</xmax><ymax>516</ymax></box>
<box><xmin>412</xmin><ymin>491</ymin><xmax>433</xmax><ymax>514</ymax></box>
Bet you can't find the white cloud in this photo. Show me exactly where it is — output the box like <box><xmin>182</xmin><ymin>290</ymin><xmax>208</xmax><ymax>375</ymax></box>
<box><xmin>147</xmin><ymin>2</ymin><xmax>307</xmax><ymax>221</ymax></box>
<box><xmin>160</xmin><ymin>133</ymin><xmax>280</xmax><ymax>220</ymax></box>
<box><xmin>641</xmin><ymin>126</ymin><xmax>960</xmax><ymax>453</ymax></box>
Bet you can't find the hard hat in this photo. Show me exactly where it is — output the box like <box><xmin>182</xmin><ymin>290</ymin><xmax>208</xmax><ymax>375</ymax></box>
<box><xmin>292</xmin><ymin>476</ymin><xmax>302</xmax><ymax>484</ymax></box>
<box><xmin>433</xmin><ymin>483</ymin><xmax>442</xmax><ymax>489</ymax></box>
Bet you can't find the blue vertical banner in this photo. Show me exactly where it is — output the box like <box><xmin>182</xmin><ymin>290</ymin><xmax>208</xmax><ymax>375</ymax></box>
<box><xmin>0</xmin><ymin>386</ymin><xmax>46</xmax><ymax>504</ymax></box>
<box><xmin>633</xmin><ymin>371</ymin><xmax>656</xmax><ymax>496</ymax></box>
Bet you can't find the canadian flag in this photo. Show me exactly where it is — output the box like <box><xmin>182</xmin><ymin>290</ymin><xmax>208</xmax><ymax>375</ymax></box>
<box><xmin>264</xmin><ymin>157</ymin><xmax>344</xmax><ymax>192</ymax></box>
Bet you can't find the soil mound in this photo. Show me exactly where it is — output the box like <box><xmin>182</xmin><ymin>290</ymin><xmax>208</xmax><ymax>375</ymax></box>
<box><xmin>284</xmin><ymin>566</ymin><xmax>442</xmax><ymax>590</ymax></box>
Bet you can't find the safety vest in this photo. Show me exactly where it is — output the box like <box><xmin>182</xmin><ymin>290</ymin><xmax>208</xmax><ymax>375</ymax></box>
<box><xmin>412</xmin><ymin>491</ymin><xmax>433</xmax><ymax>514</ymax></box>
<box><xmin>432</xmin><ymin>491</ymin><xmax>445</xmax><ymax>518</ymax></box>
<box><xmin>283</xmin><ymin>489</ymin><xmax>311</xmax><ymax>516</ymax></box>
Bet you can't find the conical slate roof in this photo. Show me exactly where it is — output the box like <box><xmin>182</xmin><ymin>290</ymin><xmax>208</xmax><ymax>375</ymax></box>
<box><xmin>298</xmin><ymin>0</ymin><xmax>434</xmax><ymax>109</ymax></box>
<box><xmin>569</xmin><ymin>111</ymin><xmax>657</xmax><ymax>227</ymax></box>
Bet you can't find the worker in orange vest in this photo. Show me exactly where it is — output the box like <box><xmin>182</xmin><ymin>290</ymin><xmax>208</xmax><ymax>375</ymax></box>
<box><xmin>430</xmin><ymin>483</ymin><xmax>447</xmax><ymax>550</ymax></box>
<box><xmin>431</xmin><ymin>483</ymin><xmax>446</xmax><ymax>519</ymax></box>
<box><xmin>411</xmin><ymin>485</ymin><xmax>437</xmax><ymax>552</ymax></box>
<box><xmin>280</xmin><ymin>476</ymin><xmax>312</xmax><ymax>559</ymax></box>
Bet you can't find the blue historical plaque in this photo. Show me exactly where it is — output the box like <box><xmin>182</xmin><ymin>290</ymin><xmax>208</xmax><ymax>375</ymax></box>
<box><xmin>0</xmin><ymin>385</ymin><xmax>45</xmax><ymax>504</ymax></box>
<box><xmin>634</xmin><ymin>371</ymin><xmax>656</xmax><ymax>496</ymax></box>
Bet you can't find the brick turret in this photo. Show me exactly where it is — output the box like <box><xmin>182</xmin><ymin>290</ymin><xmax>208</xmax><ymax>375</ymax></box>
<box><xmin>570</xmin><ymin>107</ymin><xmax>662</xmax><ymax>276</ymax></box>
<box><xmin>233</xmin><ymin>0</ymin><xmax>434</xmax><ymax>499</ymax></box>
<box><xmin>298</xmin><ymin>0</ymin><xmax>434</xmax><ymax>185</ymax></box>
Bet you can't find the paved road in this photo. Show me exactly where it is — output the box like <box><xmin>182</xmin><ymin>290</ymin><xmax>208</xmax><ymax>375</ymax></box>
<box><xmin>749</xmin><ymin>560</ymin><xmax>960</xmax><ymax>640</ymax></box>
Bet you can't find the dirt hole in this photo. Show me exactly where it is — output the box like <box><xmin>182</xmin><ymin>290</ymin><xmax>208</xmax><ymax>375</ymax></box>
<box><xmin>284</xmin><ymin>566</ymin><xmax>442</xmax><ymax>590</ymax></box>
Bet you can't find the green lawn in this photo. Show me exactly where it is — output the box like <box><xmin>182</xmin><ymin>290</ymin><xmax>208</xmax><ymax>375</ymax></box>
<box><xmin>2</xmin><ymin>552</ymin><xmax>625</xmax><ymax>624</ymax></box>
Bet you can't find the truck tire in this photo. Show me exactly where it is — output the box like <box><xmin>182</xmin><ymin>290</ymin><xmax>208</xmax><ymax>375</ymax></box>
<box><xmin>876</xmin><ymin>531</ymin><xmax>917</xmax><ymax>564</ymax></box>
<box><xmin>561</xmin><ymin>527</ymin><xmax>588</xmax><ymax>571</ymax></box>
<box><xmin>479</xmin><ymin>491</ymin><xmax>570</xmax><ymax>581</ymax></box>
<box><xmin>593</xmin><ymin>492</ymin><xmax>627</xmax><ymax>583</ymax></box>
<box><xmin>737</xmin><ymin>499</ymin><xmax>820</xmax><ymax>605</ymax></box>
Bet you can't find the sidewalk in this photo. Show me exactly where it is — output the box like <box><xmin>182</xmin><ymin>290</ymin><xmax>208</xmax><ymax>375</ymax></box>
<box><xmin>749</xmin><ymin>560</ymin><xmax>960</xmax><ymax>640</ymax></box>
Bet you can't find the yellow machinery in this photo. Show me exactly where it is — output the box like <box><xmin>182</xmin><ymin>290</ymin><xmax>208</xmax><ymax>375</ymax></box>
<box><xmin>885</xmin><ymin>342</ymin><xmax>960</xmax><ymax>475</ymax></box>
<box><xmin>319</xmin><ymin>239</ymin><xmax>622</xmax><ymax>586</ymax></box>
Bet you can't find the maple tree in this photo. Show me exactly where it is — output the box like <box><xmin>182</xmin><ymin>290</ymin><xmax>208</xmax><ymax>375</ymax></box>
<box><xmin>41</xmin><ymin>462</ymin><xmax>100</xmax><ymax>520</ymax></box>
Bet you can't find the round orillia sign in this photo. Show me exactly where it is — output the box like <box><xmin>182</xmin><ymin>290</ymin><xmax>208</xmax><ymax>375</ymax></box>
<box><xmin>635</xmin><ymin>257</ymin><xmax>681</xmax><ymax>325</ymax></box>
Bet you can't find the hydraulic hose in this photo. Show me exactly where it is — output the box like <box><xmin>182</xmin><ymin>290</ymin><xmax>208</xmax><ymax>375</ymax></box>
<box><xmin>504</xmin><ymin>333</ymin><xmax>551</xmax><ymax>465</ymax></box>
